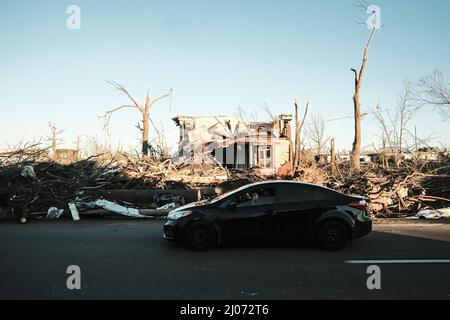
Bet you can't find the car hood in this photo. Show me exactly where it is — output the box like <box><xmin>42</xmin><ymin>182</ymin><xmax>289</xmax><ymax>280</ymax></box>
<box><xmin>349</xmin><ymin>194</ymin><xmax>369</xmax><ymax>201</ymax></box>
<box><xmin>169</xmin><ymin>201</ymin><xmax>206</xmax><ymax>213</ymax></box>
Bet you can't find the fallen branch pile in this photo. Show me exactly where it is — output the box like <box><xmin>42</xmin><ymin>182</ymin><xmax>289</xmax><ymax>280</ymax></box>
<box><xmin>0</xmin><ymin>148</ymin><xmax>261</xmax><ymax>220</ymax></box>
<box><xmin>1</xmin><ymin>145</ymin><xmax>449</xmax><ymax>220</ymax></box>
<box><xmin>294</xmin><ymin>158</ymin><xmax>450</xmax><ymax>215</ymax></box>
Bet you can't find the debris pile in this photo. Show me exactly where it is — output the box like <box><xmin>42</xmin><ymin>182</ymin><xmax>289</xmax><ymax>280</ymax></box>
<box><xmin>0</xmin><ymin>148</ymin><xmax>257</xmax><ymax>221</ymax></box>
<box><xmin>295</xmin><ymin>159</ymin><xmax>450</xmax><ymax>216</ymax></box>
<box><xmin>0</xmin><ymin>150</ymin><xmax>185</xmax><ymax>221</ymax></box>
<box><xmin>1</xmin><ymin>145</ymin><xmax>450</xmax><ymax>221</ymax></box>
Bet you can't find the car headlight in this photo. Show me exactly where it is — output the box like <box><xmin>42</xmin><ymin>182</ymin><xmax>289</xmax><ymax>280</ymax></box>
<box><xmin>167</xmin><ymin>210</ymin><xmax>192</xmax><ymax>220</ymax></box>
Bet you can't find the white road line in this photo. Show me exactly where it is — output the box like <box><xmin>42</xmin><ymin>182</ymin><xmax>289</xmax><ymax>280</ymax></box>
<box><xmin>345</xmin><ymin>259</ymin><xmax>450</xmax><ymax>264</ymax></box>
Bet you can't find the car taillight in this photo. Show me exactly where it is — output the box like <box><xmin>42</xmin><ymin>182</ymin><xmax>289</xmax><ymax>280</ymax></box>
<box><xmin>348</xmin><ymin>200</ymin><xmax>368</xmax><ymax>210</ymax></box>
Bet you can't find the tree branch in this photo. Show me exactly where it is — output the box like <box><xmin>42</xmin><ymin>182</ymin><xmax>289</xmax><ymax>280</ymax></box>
<box><xmin>149</xmin><ymin>89</ymin><xmax>173</xmax><ymax>108</ymax></box>
<box><xmin>99</xmin><ymin>104</ymin><xmax>140</xmax><ymax>128</ymax></box>
<box><xmin>106</xmin><ymin>81</ymin><xmax>143</xmax><ymax>111</ymax></box>
<box><xmin>299</xmin><ymin>99</ymin><xmax>309</xmax><ymax>134</ymax></box>
<box><xmin>351</xmin><ymin>68</ymin><xmax>359</xmax><ymax>87</ymax></box>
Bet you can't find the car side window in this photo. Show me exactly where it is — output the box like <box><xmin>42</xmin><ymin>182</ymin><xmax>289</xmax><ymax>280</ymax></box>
<box><xmin>310</xmin><ymin>187</ymin><xmax>329</xmax><ymax>201</ymax></box>
<box><xmin>234</xmin><ymin>187</ymin><xmax>276</xmax><ymax>208</ymax></box>
<box><xmin>277</xmin><ymin>185</ymin><xmax>306</xmax><ymax>203</ymax></box>
<box><xmin>278</xmin><ymin>185</ymin><xmax>331</xmax><ymax>203</ymax></box>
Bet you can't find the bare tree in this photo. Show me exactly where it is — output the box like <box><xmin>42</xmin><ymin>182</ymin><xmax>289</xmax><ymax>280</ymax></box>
<box><xmin>370</xmin><ymin>104</ymin><xmax>394</xmax><ymax>161</ymax></box>
<box><xmin>83</xmin><ymin>135</ymin><xmax>112</xmax><ymax>157</ymax></box>
<box><xmin>381</xmin><ymin>132</ymin><xmax>389</xmax><ymax>168</ymax></box>
<box><xmin>262</xmin><ymin>103</ymin><xmax>275</xmax><ymax>120</ymax></box>
<box><xmin>350</xmin><ymin>1</ymin><xmax>380</xmax><ymax>171</ymax></box>
<box><xmin>3</xmin><ymin>139</ymin><xmax>45</xmax><ymax>155</ymax></box>
<box><xmin>236</xmin><ymin>106</ymin><xmax>250</xmax><ymax>123</ymax></box>
<box><xmin>74</xmin><ymin>134</ymin><xmax>83</xmax><ymax>159</ymax></box>
<box><xmin>369</xmin><ymin>81</ymin><xmax>420</xmax><ymax>165</ymax></box>
<box><xmin>393</xmin><ymin>80</ymin><xmax>419</xmax><ymax>152</ymax></box>
<box><xmin>307</xmin><ymin>113</ymin><xmax>329</xmax><ymax>159</ymax></box>
<box><xmin>148</xmin><ymin>119</ymin><xmax>171</xmax><ymax>160</ymax></box>
<box><xmin>74</xmin><ymin>134</ymin><xmax>82</xmax><ymax>151</ymax></box>
<box><xmin>414</xmin><ymin>69</ymin><xmax>450</xmax><ymax>121</ymax></box>
<box><xmin>236</xmin><ymin>103</ymin><xmax>275</xmax><ymax>124</ymax></box>
<box><xmin>100</xmin><ymin>81</ymin><xmax>172</xmax><ymax>156</ymax></box>
<box><xmin>47</xmin><ymin>122</ymin><xmax>65</xmax><ymax>157</ymax></box>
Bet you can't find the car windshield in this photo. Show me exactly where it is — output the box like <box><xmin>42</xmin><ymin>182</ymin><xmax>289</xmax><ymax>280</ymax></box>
<box><xmin>209</xmin><ymin>184</ymin><xmax>252</xmax><ymax>204</ymax></box>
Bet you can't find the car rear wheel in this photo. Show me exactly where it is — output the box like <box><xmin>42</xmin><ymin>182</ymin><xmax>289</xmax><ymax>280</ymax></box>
<box><xmin>183</xmin><ymin>222</ymin><xmax>216</xmax><ymax>251</ymax></box>
<box><xmin>317</xmin><ymin>220</ymin><xmax>348</xmax><ymax>251</ymax></box>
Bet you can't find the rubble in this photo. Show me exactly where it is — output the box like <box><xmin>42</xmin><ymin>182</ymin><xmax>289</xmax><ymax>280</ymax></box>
<box><xmin>172</xmin><ymin>114</ymin><xmax>294</xmax><ymax>177</ymax></box>
<box><xmin>407</xmin><ymin>207</ymin><xmax>450</xmax><ymax>220</ymax></box>
<box><xmin>90</xmin><ymin>199</ymin><xmax>146</xmax><ymax>218</ymax></box>
<box><xmin>0</xmin><ymin>146</ymin><xmax>243</xmax><ymax>221</ymax></box>
<box><xmin>320</xmin><ymin>160</ymin><xmax>450</xmax><ymax>216</ymax></box>
<box><xmin>46</xmin><ymin>207</ymin><xmax>64</xmax><ymax>220</ymax></box>
<box><xmin>68</xmin><ymin>202</ymin><xmax>80</xmax><ymax>221</ymax></box>
<box><xmin>1</xmin><ymin>144</ymin><xmax>450</xmax><ymax>222</ymax></box>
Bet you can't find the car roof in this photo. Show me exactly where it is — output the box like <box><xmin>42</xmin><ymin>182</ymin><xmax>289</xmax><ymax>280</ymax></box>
<box><xmin>244</xmin><ymin>180</ymin><xmax>364</xmax><ymax>199</ymax></box>
<box><xmin>243</xmin><ymin>180</ymin><xmax>332</xmax><ymax>190</ymax></box>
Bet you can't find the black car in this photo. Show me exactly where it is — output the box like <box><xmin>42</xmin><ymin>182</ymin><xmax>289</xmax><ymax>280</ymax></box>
<box><xmin>163</xmin><ymin>180</ymin><xmax>372</xmax><ymax>251</ymax></box>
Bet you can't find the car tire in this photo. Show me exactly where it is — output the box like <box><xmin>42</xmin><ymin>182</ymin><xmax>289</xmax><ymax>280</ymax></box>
<box><xmin>183</xmin><ymin>222</ymin><xmax>216</xmax><ymax>251</ymax></box>
<box><xmin>317</xmin><ymin>220</ymin><xmax>348</xmax><ymax>251</ymax></box>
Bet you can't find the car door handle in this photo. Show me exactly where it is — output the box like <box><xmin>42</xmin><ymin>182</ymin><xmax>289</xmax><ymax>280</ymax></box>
<box><xmin>264</xmin><ymin>210</ymin><xmax>276</xmax><ymax>215</ymax></box>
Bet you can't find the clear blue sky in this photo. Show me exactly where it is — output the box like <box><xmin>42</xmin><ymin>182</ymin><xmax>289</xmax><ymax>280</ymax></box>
<box><xmin>0</xmin><ymin>0</ymin><xmax>449</xmax><ymax>152</ymax></box>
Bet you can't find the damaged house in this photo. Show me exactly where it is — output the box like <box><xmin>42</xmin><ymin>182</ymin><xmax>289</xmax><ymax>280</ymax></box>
<box><xmin>172</xmin><ymin>114</ymin><xmax>293</xmax><ymax>176</ymax></box>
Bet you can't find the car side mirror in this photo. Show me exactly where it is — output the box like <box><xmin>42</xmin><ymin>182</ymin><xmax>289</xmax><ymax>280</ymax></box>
<box><xmin>227</xmin><ymin>201</ymin><xmax>238</xmax><ymax>211</ymax></box>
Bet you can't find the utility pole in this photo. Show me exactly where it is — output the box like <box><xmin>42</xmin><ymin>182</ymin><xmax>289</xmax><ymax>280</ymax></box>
<box><xmin>330</xmin><ymin>138</ymin><xmax>336</xmax><ymax>175</ymax></box>
<box><xmin>414</xmin><ymin>125</ymin><xmax>418</xmax><ymax>152</ymax></box>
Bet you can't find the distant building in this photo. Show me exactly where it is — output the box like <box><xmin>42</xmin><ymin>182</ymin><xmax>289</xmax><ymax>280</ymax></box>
<box><xmin>172</xmin><ymin>114</ymin><xmax>293</xmax><ymax>177</ymax></box>
<box><xmin>325</xmin><ymin>153</ymin><xmax>371</xmax><ymax>164</ymax></box>
<box><xmin>53</xmin><ymin>149</ymin><xmax>79</xmax><ymax>164</ymax></box>
<box><xmin>367</xmin><ymin>147</ymin><xmax>443</xmax><ymax>163</ymax></box>
<box><xmin>415</xmin><ymin>147</ymin><xmax>441</xmax><ymax>161</ymax></box>
<box><xmin>338</xmin><ymin>154</ymin><xmax>351</xmax><ymax>163</ymax></box>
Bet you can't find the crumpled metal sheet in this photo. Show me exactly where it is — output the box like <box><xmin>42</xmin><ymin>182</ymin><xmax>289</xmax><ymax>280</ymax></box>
<box><xmin>21</xmin><ymin>165</ymin><xmax>36</xmax><ymax>179</ymax></box>
<box><xmin>46</xmin><ymin>207</ymin><xmax>64</xmax><ymax>220</ymax></box>
<box><xmin>187</xmin><ymin>117</ymin><xmax>249</xmax><ymax>145</ymax></box>
<box><xmin>409</xmin><ymin>207</ymin><xmax>450</xmax><ymax>219</ymax></box>
<box><xmin>94</xmin><ymin>199</ymin><xmax>145</xmax><ymax>218</ymax></box>
<box><xmin>68</xmin><ymin>202</ymin><xmax>80</xmax><ymax>221</ymax></box>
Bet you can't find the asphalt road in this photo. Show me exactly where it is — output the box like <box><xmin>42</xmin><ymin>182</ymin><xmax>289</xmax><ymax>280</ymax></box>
<box><xmin>0</xmin><ymin>218</ymin><xmax>449</xmax><ymax>299</ymax></box>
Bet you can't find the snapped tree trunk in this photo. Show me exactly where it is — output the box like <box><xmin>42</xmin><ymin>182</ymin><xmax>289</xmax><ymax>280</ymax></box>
<box><xmin>293</xmin><ymin>98</ymin><xmax>309</xmax><ymax>170</ymax></box>
<box><xmin>52</xmin><ymin>130</ymin><xmax>57</xmax><ymax>156</ymax></box>
<box><xmin>351</xmin><ymin>27</ymin><xmax>376</xmax><ymax>171</ymax></box>
<box><xmin>48</xmin><ymin>122</ymin><xmax>63</xmax><ymax>159</ymax></box>
<box><xmin>101</xmin><ymin>82</ymin><xmax>172</xmax><ymax>157</ymax></box>
<box><xmin>142</xmin><ymin>112</ymin><xmax>149</xmax><ymax>155</ymax></box>
<box><xmin>382</xmin><ymin>133</ymin><xmax>389</xmax><ymax>169</ymax></box>
<box><xmin>352</xmin><ymin>89</ymin><xmax>362</xmax><ymax>171</ymax></box>
<box><xmin>330</xmin><ymin>138</ymin><xmax>336</xmax><ymax>175</ymax></box>
<box><xmin>294</xmin><ymin>99</ymin><xmax>300</xmax><ymax>168</ymax></box>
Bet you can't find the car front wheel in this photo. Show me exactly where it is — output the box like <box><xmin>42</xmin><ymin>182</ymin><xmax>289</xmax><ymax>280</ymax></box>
<box><xmin>317</xmin><ymin>220</ymin><xmax>348</xmax><ymax>251</ymax></box>
<box><xmin>182</xmin><ymin>222</ymin><xmax>216</xmax><ymax>251</ymax></box>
